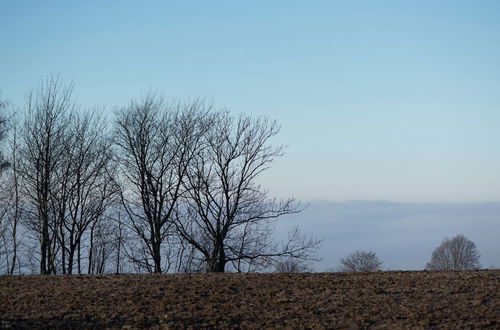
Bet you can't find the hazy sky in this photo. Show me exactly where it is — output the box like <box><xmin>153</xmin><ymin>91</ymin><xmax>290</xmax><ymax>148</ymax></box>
<box><xmin>277</xmin><ymin>201</ymin><xmax>500</xmax><ymax>270</ymax></box>
<box><xmin>1</xmin><ymin>1</ymin><xmax>500</xmax><ymax>203</ymax></box>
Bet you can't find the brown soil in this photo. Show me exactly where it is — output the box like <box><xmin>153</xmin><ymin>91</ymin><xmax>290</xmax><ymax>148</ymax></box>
<box><xmin>0</xmin><ymin>270</ymin><xmax>499</xmax><ymax>329</ymax></box>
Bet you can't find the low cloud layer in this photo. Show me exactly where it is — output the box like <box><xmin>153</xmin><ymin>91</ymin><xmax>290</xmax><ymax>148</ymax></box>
<box><xmin>276</xmin><ymin>201</ymin><xmax>500</xmax><ymax>271</ymax></box>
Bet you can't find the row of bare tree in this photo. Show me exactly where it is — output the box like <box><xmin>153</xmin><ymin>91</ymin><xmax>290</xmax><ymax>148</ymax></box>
<box><xmin>0</xmin><ymin>76</ymin><xmax>321</xmax><ymax>275</ymax></box>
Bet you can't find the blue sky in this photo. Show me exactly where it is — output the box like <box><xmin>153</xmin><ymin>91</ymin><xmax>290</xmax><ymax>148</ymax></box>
<box><xmin>1</xmin><ymin>1</ymin><xmax>500</xmax><ymax>203</ymax></box>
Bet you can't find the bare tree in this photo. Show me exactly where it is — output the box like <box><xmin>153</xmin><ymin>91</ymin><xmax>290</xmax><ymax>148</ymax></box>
<box><xmin>175</xmin><ymin>237</ymin><xmax>206</xmax><ymax>273</ymax></box>
<box><xmin>0</xmin><ymin>96</ymin><xmax>11</xmax><ymax>273</ymax></box>
<box><xmin>17</xmin><ymin>76</ymin><xmax>74</xmax><ymax>274</ymax></box>
<box><xmin>111</xmin><ymin>208</ymin><xmax>127</xmax><ymax>274</ymax></box>
<box><xmin>88</xmin><ymin>215</ymin><xmax>115</xmax><ymax>274</ymax></box>
<box><xmin>0</xmin><ymin>121</ymin><xmax>23</xmax><ymax>275</ymax></box>
<box><xmin>177</xmin><ymin>112</ymin><xmax>321</xmax><ymax>273</ymax></box>
<box><xmin>340</xmin><ymin>250</ymin><xmax>382</xmax><ymax>272</ymax></box>
<box><xmin>0</xmin><ymin>181</ymin><xmax>10</xmax><ymax>273</ymax></box>
<box><xmin>274</xmin><ymin>257</ymin><xmax>313</xmax><ymax>273</ymax></box>
<box><xmin>15</xmin><ymin>76</ymin><xmax>117</xmax><ymax>274</ymax></box>
<box><xmin>56</xmin><ymin>111</ymin><xmax>117</xmax><ymax>274</ymax></box>
<box><xmin>114</xmin><ymin>95</ymin><xmax>209</xmax><ymax>273</ymax></box>
<box><xmin>426</xmin><ymin>234</ymin><xmax>480</xmax><ymax>270</ymax></box>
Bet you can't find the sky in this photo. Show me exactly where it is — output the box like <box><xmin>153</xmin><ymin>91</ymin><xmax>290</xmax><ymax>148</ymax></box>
<box><xmin>1</xmin><ymin>1</ymin><xmax>500</xmax><ymax>203</ymax></box>
<box><xmin>1</xmin><ymin>1</ymin><xmax>499</xmax><ymax>271</ymax></box>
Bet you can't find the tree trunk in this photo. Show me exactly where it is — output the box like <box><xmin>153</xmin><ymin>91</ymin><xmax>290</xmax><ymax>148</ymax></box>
<box><xmin>77</xmin><ymin>239</ymin><xmax>81</xmax><ymax>274</ymax></box>
<box><xmin>67</xmin><ymin>247</ymin><xmax>75</xmax><ymax>275</ymax></box>
<box><xmin>60</xmin><ymin>228</ymin><xmax>66</xmax><ymax>274</ymax></box>
<box><xmin>208</xmin><ymin>242</ymin><xmax>226</xmax><ymax>272</ymax></box>
<box><xmin>152</xmin><ymin>238</ymin><xmax>162</xmax><ymax>273</ymax></box>
<box><xmin>9</xmin><ymin>215</ymin><xmax>18</xmax><ymax>275</ymax></box>
<box><xmin>40</xmin><ymin>219</ymin><xmax>48</xmax><ymax>275</ymax></box>
<box><xmin>88</xmin><ymin>225</ymin><xmax>94</xmax><ymax>274</ymax></box>
<box><xmin>115</xmin><ymin>219</ymin><xmax>122</xmax><ymax>274</ymax></box>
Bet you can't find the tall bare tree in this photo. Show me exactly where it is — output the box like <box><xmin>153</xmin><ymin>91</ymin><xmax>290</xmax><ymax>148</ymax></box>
<box><xmin>17</xmin><ymin>76</ymin><xmax>74</xmax><ymax>274</ymax></box>
<box><xmin>426</xmin><ymin>234</ymin><xmax>480</xmax><ymax>270</ymax></box>
<box><xmin>16</xmin><ymin>76</ymin><xmax>117</xmax><ymax>274</ymax></box>
<box><xmin>1</xmin><ymin>121</ymin><xmax>23</xmax><ymax>274</ymax></box>
<box><xmin>114</xmin><ymin>96</ymin><xmax>209</xmax><ymax>273</ymax></box>
<box><xmin>0</xmin><ymin>96</ymin><xmax>11</xmax><ymax>273</ymax></box>
<box><xmin>55</xmin><ymin>111</ymin><xmax>117</xmax><ymax>274</ymax></box>
<box><xmin>177</xmin><ymin>112</ymin><xmax>320</xmax><ymax>273</ymax></box>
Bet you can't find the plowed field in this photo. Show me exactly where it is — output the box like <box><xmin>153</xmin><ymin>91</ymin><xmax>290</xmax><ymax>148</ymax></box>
<box><xmin>1</xmin><ymin>270</ymin><xmax>499</xmax><ymax>328</ymax></box>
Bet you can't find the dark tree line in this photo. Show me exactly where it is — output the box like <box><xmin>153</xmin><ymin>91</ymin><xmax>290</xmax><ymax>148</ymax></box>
<box><xmin>0</xmin><ymin>76</ymin><xmax>321</xmax><ymax>274</ymax></box>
